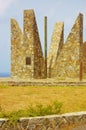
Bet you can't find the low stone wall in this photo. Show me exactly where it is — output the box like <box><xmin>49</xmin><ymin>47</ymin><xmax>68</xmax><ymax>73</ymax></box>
<box><xmin>1</xmin><ymin>78</ymin><xmax>86</xmax><ymax>86</ymax></box>
<box><xmin>1</xmin><ymin>80</ymin><xmax>86</xmax><ymax>86</ymax></box>
<box><xmin>0</xmin><ymin>112</ymin><xmax>86</xmax><ymax>130</ymax></box>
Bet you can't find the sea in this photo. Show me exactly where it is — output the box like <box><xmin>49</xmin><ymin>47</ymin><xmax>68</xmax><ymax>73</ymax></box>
<box><xmin>0</xmin><ymin>72</ymin><xmax>10</xmax><ymax>77</ymax></box>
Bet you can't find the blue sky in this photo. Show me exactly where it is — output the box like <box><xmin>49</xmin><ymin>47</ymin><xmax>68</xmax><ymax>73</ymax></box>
<box><xmin>0</xmin><ymin>0</ymin><xmax>86</xmax><ymax>73</ymax></box>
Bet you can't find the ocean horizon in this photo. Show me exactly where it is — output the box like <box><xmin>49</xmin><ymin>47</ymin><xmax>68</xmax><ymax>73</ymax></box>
<box><xmin>0</xmin><ymin>72</ymin><xmax>10</xmax><ymax>77</ymax></box>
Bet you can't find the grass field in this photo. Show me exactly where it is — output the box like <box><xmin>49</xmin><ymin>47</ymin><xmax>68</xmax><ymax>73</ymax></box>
<box><xmin>0</xmin><ymin>86</ymin><xmax>86</xmax><ymax>114</ymax></box>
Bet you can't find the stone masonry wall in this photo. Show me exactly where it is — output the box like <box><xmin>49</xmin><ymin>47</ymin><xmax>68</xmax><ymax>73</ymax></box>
<box><xmin>53</xmin><ymin>13</ymin><xmax>83</xmax><ymax>80</ymax></box>
<box><xmin>47</xmin><ymin>22</ymin><xmax>64</xmax><ymax>78</ymax></box>
<box><xmin>81</xmin><ymin>42</ymin><xmax>86</xmax><ymax>79</ymax></box>
<box><xmin>11</xmin><ymin>10</ymin><xmax>44</xmax><ymax>79</ymax></box>
<box><xmin>1</xmin><ymin>78</ymin><xmax>86</xmax><ymax>86</ymax></box>
<box><xmin>11</xmin><ymin>19</ymin><xmax>23</xmax><ymax>79</ymax></box>
<box><xmin>0</xmin><ymin>112</ymin><xmax>86</xmax><ymax>130</ymax></box>
<box><xmin>23</xmin><ymin>10</ymin><xmax>44</xmax><ymax>79</ymax></box>
<box><xmin>11</xmin><ymin>11</ymin><xmax>85</xmax><ymax>80</ymax></box>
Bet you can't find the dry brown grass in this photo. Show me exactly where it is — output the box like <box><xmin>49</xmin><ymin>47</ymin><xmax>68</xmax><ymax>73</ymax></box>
<box><xmin>0</xmin><ymin>86</ymin><xmax>86</xmax><ymax>113</ymax></box>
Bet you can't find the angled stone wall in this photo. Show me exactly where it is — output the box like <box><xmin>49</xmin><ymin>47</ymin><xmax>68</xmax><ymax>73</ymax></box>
<box><xmin>11</xmin><ymin>19</ymin><xmax>23</xmax><ymax>78</ymax></box>
<box><xmin>53</xmin><ymin>13</ymin><xmax>83</xmax><ymax>80</ymax></box>
<box><xmin>81</xmin><ymin>42</ymin><xmax>86</xmax><ymax>79</ymax></box>
<box><xmin>11</xmin><ymin>10</ymin><xmax>44</xmax><ymax>79</ymax></box>
<box><xmin>11</xmin><ymin>11</ymin><xmax>84</xmax><ymax>80</ymax></box>
<box><xmin>47</xmin><ymin>22</ymin><xmax>64</xmax><ymax>78</ymax></box>
<box><xmin>24</xmin><ymin>10</ymin><xmax>45</xmax><ymax>79</ymax></box>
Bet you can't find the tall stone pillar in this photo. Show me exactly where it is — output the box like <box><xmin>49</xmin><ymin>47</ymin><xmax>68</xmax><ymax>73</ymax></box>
<box><xmin>54</xmin><ymin>13</ymin><xmax>83</xmax><ymax>80</ymax></box>
<box><xmin>47</xmin><ymin>22</ymin><xmax>64</xmax><ymax>78</ymax></box>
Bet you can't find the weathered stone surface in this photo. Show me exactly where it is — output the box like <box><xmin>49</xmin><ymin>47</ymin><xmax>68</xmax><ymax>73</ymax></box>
<box><xmin>52</xmin><ymin>13</ymin><xmax>83</xmax><ymax>80</ymax></box>
<box><xmin>0</xmin><ymin>118</ymin><xmax>8</xmax><ymax>127</ymax></box>
<box><xmin>11</xmin><ymin>11</ymin><xmax>86</xmax><ymax>80</ymax></box>
<box><xmin>23</xmin><ymin>10</ymin><xmax>45</xmax><ymax>79</ymax></box>
<box><xmin>47</xmin><ymin>22</ymin><xmax>64</xmax><ymax>78</ymax></box>
<box><xmin>1</xmin><ymin>78</ymin><xmax>86</xmax><ymax>86</ymax></box>
<box><xmin>11</xmin><ymin>19</ymin><xmax>23</xmax><ymax>79</ymax></box>
<box><xmin>11</xmin><ymin>10</ymin><xmax>44</xmax><ymax>79</ymax></box>
<box><xmin>1</xmin><ymin>112</ymin><xmax>86</xmax><ymax>130</ymax></box>
<box><xmin>81</xmin><ymin>42</ymin><xmax>86</xmax><ymax>79</ymax></box>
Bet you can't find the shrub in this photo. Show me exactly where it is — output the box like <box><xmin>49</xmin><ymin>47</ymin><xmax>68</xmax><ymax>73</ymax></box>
<box><xmin>0</xmin><ymin>100</ymin><xmax>62</xmax><ymax>124</ymax></box>
<box><xmin>27</xmin><ymin>100</ymin><xmax>62</xmax><ymax>117</ymax></box>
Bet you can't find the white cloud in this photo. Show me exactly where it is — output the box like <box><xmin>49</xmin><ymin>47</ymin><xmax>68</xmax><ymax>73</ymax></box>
<box><xmin>0</xmin><ymin>0</ymin><xmax>14</xmax><ymax>16</ymax></box>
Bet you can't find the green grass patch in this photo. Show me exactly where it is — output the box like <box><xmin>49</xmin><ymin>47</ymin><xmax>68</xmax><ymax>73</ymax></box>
<box><xmin>0</xmin><ymin>100</ymin><xmax>62</xmax><ymax>124</ymax></box>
